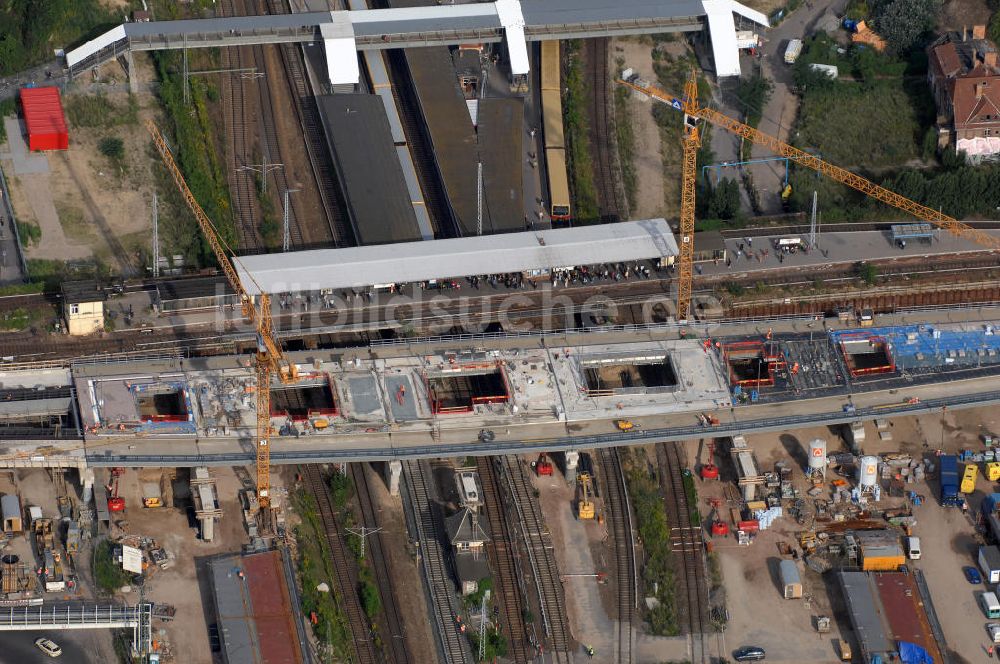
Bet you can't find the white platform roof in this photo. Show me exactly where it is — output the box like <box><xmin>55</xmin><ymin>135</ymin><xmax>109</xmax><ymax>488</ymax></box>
<box><xmin>235</xmin><ymin>219</ymin><xmax>678</xmax><ymax>295</ymax></box>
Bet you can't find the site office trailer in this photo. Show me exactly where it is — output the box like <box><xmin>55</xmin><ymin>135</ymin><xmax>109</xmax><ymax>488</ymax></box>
<box><xmin>980</xmin><ymin>545</ymin><xmax>1000</xmax><ymax>584</ymax></box>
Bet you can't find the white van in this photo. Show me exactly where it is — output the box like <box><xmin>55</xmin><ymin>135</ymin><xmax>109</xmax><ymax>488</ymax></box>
<box><xmin>907</xmin><ymin>537</ymin><xmax>921</xmax><ymax>560</ymax></box>
<box><xmin>981</xmin><ymin>591</ymin><xmax>1000</xmax><ymax>619</ymax></box>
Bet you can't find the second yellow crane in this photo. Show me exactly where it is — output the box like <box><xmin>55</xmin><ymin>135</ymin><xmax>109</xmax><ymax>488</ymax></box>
<box><xmin>146</xmin><ymin>120</ymin><xmax>298</xmax><ymax>509</ymax></box>
<box><xmin>619</xmin><ymin>72</ymin><xmax>1000</xmax><ymax>321</ymax></box>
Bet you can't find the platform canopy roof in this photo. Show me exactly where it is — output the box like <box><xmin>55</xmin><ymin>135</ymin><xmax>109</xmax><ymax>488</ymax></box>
<box><xmin>235</xmin><ymin>219</ymin><xmax>679</xmax><ymax>295</ymax></box>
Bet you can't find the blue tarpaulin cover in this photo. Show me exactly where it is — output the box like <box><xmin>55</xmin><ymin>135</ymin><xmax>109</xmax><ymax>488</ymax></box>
<box><xmin>898</xmin><ymin>641</ymin><xmax>933</xmax><ymax>664</ymax></box>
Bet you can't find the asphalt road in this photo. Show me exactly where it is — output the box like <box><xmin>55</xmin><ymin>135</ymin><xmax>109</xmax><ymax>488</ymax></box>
<box><xmin>0</xmin><ymin>630</ymin><xmax>100</xmax><ymax>663</ymax></box>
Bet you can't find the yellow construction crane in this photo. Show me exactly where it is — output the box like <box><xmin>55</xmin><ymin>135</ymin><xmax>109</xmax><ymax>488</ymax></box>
<box><xmin>618</xmin><ymin>72</ymin><xmax>1000</xmax><ymax>321</ymax></box>
<box><xmin>146</xmin><ymin>120</ymin><xmax>298</xmax><ymax>509</ymax></box>
<box><xmin>577</xmin><ymin>472</ymin><xmax>595</xmax><ymax>519</ymax></box>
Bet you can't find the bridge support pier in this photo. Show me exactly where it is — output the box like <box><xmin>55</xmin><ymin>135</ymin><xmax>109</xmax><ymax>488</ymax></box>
<box><xmin>385</xmin><ymin>460</ymin><xmax>402</xmax><ymax>496</ymax></box>
<box><xmin>79</xmin><ymin>467</ymin><xmax>95</xmax><ymax>504</ymax></box>
<box><xmin>564</xmin><ymin>450</ymin><xmax>579</xmax><ymax>484</ymax></box>
<box><xmin>124</xmin><ymin>51</ymin><xmax>138</xmax><ymax>94</ymax></box>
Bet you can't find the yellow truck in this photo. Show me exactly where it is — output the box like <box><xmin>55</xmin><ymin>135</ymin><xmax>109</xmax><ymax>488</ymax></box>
<box><xmin>142</xmin><ymin>482</ymin><xmax>163</xmax><ymax>508</ymax></box>
<box><xmin>962</xmin><ymin>463</ymin><xmax>979</xmax><ymax>494</ymax></box>
<box><xmin>987</xmin><ymin>461</ymin><xmax>1000</xmax><ymax>482</ymax></box>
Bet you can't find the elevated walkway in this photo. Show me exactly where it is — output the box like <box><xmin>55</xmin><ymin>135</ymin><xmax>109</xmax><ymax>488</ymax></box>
<box><xmin>65</xmin><ymin>0</ymin><xmax>766</xmax><ymax>88</ymax></box>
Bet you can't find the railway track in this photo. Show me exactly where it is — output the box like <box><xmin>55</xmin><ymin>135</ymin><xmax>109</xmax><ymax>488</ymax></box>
<box><xmin>220</xmin><ymin>0</ymin><xmax>264</xmax><ymax>252</ymax></box>
<box><xmin>586</xmin><ymin>38</ymin><xmax>626</xmax><ymax>223</ymax></box>
<box><xmin>298</xmin><ymin>464</ymin><xmax>380</xmax><ymax>664</ymax></box>
<box><xmin>349</xmin><ymin>463</ymin><xmax>412</xmax><ymax>664</ymax></box>
<box><xmin>598</xmin><ymin>447</ymin><xmax>636</xmax><ymax>663</ymax></box>
<box><xmin>720</xmin><ymin>219</ymin><xmax>1000</xmax><ymax>239</ymax></box>
<box><xmin>265</xmin><ymin>0</ymin><xmax>349</xmax><ymax>246</ymax></box>
<box><xmin>401</xmin><ymin>460</ymin><xmax>471</xmax><ymax>664</ymax></box>
<box><xmin>499</xmin><ymin>456</ymin><xmax>571</xmax><ymax>662</ymax></box>
<box><xmin>382</xmin><ymin>49</ymin><xmax>454</xmax><ymax>236</ymax></box>
<box><xmin>657</xmin><ymin>442</ymin><xmax>709</xmax><ymax>663</ymax></box>
<box><xmin>475</xmin><ymin>458</ymin><xmax>531</xmax><ymax>663</ymax></box>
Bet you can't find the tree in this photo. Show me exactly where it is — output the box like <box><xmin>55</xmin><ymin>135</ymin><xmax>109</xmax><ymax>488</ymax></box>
<box><xmin>98</xmin><ymin>136</ymin><xmax>124</xmax><ymax>160</ymax></box>
<box><xmin>706</xmin><ymin>178</ymin><xmax>741</xmax><ymax>220</ymax></box>
<box><xmin>871</xmin><ymin>0</ymin><xmax>941</xmax><ymax>55</ymax></box>
<box><xmin>859</xmin><ymin>262</ymin><xmax>878</xmax><ymax>285</ymax></box>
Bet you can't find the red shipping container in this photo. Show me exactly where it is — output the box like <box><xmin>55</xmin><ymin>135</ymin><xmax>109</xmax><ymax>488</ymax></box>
<box><xmin>20</xmin><ymin>87</ymin><xmax>69</xmax><ymax>151</ymax></box>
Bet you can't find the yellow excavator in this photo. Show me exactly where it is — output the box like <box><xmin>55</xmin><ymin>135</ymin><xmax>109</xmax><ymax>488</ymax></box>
<box><xmin>146</xmin><ymin>120</ymin><xmax>298</xmax><ymax>509</ymax></box>
<box><xmin>618</xmin><ymin>72</ymin><xmax>1000</xmax><ymax>321</ymax></box>
<box><xmin>577</xmin><ymin>472</ymin><xmax>595</xmax><ymax>519</ymax></box>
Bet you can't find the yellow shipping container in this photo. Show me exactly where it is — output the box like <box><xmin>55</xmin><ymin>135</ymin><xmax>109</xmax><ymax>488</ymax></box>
<box><xmin>862</xmin><ymin>554</ymin><xmax>905</xmax><ymax>571</ymax></box>
<box><xmin>987</xmin><ymin>462</ymin><xmax>1000</xmax><ymax>482</ymax></box>
<box><xmin>962</xmin><ymin>463</ymin><xmax>979</xmax><ymax>494</ymax></box>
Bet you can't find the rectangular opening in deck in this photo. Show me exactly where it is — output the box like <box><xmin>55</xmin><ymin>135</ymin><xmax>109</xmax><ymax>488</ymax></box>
<box><xmin>135</xmin><ymin>387</ymin><xmax>189</xmax><ymax>422</ymax></box>
<box><xmin>427</xmin><ymin>365</ymin><xmax>510</xmax><ymax>414</ymax></box>
<box><xmin>841</xmin><ymin>336</ymin><xmax>895</xmax><ymax>378</ymax></box>
<box><xmin>271</xmin><ymin>379</ymin><xmax>338</xmax><ymax>421</ymax></box>
<box><xmin>579</xmin><ymin>354</ymin><xmax>678</xmax><ymax>396</ymax></box>
<box><xmin>723</xmin><ymin>341</ymin><xmax>786</xmax><ymax>389</ymax></box>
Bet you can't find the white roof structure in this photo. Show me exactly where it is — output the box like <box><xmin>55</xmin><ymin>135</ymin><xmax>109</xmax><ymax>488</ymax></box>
<box><xmin>702</xmin><ymin>0</ymin><xmax>769</xmax><ymax>77</ymax></box>
<box><xmin>235</xmin><ymin>219</ymin><xmax>679</xmax><ymax>295</ymax></box>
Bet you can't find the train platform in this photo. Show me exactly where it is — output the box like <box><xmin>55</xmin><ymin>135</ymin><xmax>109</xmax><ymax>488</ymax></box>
<box><xmin>694</xmin><ymin>228</ymin><xmax>1000</xmax><ymax>278</ymax></box>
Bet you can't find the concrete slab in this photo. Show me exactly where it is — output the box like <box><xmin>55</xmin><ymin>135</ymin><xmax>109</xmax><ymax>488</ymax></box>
<box><xmin>345</xmin><ymin>374</ymin><xmax>384</xmax><ymax>420</ymax></box>
<box><xmin>384</xmin><ymin>374</ymin><xmax>420</xmax><ymax>421</ymax></box>
<box><xmin>0</xmin><ymin>118</ymin><xmax>50</xmax><ymax>175</ymax></box>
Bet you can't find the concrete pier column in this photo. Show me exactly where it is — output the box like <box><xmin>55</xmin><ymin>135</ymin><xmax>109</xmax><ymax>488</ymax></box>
<box><xmin>125</xmin><ymin>51</ymin><xmax>138</xmax><ymax>94</ymax></box>
<box><xmin>564</xmin><ymin>450</ymin><xmax>579</xmax><ymax>484</ymax></box>
<box><xmin>386</xmin><ymin>460</ymin><xmax>402</xmax><ymax>497</ymax></box>
<box><xmin>79</xmin><ymin>467</ymin><xmax>95</xmax><ymax>504</ymax></box>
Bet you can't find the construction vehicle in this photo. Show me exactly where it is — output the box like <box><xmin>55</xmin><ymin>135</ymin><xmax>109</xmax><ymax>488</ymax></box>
<box><xmin>577</xmin><ymin>472</ymin><xmax>595</xmax><ymax>519</ymax></box>
<box><xmin>148</xmin><ymin>121</ymin><xmax>298</xmax><ymax>510</ymax></box>
<box><xmin>107</xmin><ymin>467</ymin><xmax>125</xmax><ymax>513</ymax></box>
<box><xmin>143</xmin><ymin>482</ymin><xmax>163</xmax><ymax>509</ymax></box>
<box><xmin>617</xmin><ymin>73</ymin><xmax>1000</xmax><ymax>322</ymax></box>
<box><xmin>701</xmin><ymin>438</ymin><xmax>719</xmax><ymax>479</ymax></box>
<box><xmin>615</xmin><ymin>419</ymin><xmax>638</xmax><ymax>432</ymax></box>
<box><xmin>535</xmin><ymin>453</ymin><xmax>553</xmax><ymax>476</ymax></box>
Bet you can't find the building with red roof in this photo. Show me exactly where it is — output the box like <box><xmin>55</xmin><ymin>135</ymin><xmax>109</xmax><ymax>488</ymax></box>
<box><xmin>927</xmin><ymin>25</ymin><xmax>1000</xmax><ymax>160</ymax></box>
<box><xmin>19</xmin><ymin>87</ymin><xmax>68</xmax><ymax>152</ymax></box>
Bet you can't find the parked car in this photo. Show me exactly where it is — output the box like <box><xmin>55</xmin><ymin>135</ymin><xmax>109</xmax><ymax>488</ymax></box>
<box><xmin>734</xmin><ymin>646</ymin><xmax>766</xmax><ymax>661</ymax></box>
<box><xmin>965</xmin><ymin>565</ymin><xmax>984</xmax><ymax>584</ymax></box>
<box><xmin>34</xmin><ymin>638</ymin><xmax>62</xmax><ymax>658</ymax></box>
<box><xmin>988</xmin><ymin>622</ymin><xmax>1000</xmax><ymax>643</ymax></box>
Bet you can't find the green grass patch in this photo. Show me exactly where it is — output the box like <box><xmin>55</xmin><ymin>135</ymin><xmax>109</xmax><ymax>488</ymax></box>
<box><xmin>55</xmin><ymin>202</ymin><xmax>95</xmax><ymax>244</ymax></box>
<box><xmin>16</xmin><ymin>220</ymin><xmax>41</xmax><ymax>247</ymax></box>
<box><xmin>682</xmin><ymin>469</ymin><xmax>700</xmax><ymax>526</ymax></box>
<box><xmin>292</xmin><ymin>489</ymin><xmax>355</xmax><ymax>661</ymax></box>
<box><xmin>621</xmin><ymin>448</ymin><xmax>678</xmax><ymax>636</ymax></box>
<box><xmin>0</xmin><ymin>98</ymin><xmax>15</xmax><ymax>144</ymax></box>
<box><xmin>64</xmin><ymin>95</ymin><xmax>139</xmax><ymax>130</ymax></box>
<box><xmin>93</xmin><ymin>540</ymin><xmax>132</xmax><ymax>594</ymax></box>
<box><xmin>0</xmin><ymin>307</ymin><xmax>30</xmax><ymax>331</ymax></box>
<box><xmin>151</xmin><ymin>50</ymin><xmax>236</xmax><ymax>267</ymax></box>
<box><xmin>613</xmin><ymin>79</ymin><xmax>637</xmax><ymax>213</ymax></box>
<box><xmin>0</xmin><ymin>281</ymin><xmax>43</xmax><ymax>296</ymax></box>
<box><xmin>796</xmin><ymin>79</ymin><xmax>921</xmax><ymax>171</ymax></box>
<box><xmin>562</xmin><ymin>40</ymin><xmax>599</xmax><ymax>222</ymax></box>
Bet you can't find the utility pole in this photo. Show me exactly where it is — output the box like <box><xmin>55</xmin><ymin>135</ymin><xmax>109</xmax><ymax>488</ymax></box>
<box><xmin>183</xmin><ymin>49</ymin><xmax>190</xmax><ymax>106</ymax></box>
<box><xmin>478</xmin><ymin>591</ymin><xmax>489</xmax><ymax>661</ymax></box>
<box><xmin>809</xmin><ymin>190</ymin><xmax>818</xmax><ymax>249</ymax></box>
<box><xmin>152</xmin><ymin>193</ymin><xmax>160</xmax><ymax>278</ymax></box>
<box><xmin>346</xmin><ymin>525</ymin><xmax>383</xmax><ymax>559</ymax></box>
<box><xmin>282</xmin><ymin>188</ymin><xmax>300</xmax><ymax>252</ymax></box>
<box><xmin>238</xmin><ymin>156</ymin><xmax>283</xmax><ymax>196</ymax></box>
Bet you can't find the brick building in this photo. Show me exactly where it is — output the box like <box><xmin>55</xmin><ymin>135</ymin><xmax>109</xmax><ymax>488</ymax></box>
<box><xmin>927</xmin><ymin>25</ymin><xmax>1000</xmax><ymax>160</ymax></box>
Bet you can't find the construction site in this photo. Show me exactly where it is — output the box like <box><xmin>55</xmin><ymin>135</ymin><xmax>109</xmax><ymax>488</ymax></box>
<box><xmin>1</xmin><ymin>0</ymin><xmax>1000</xmax><ymax>661</ymax></box>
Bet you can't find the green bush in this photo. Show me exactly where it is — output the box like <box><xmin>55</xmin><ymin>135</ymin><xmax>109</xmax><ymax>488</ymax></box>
<box><xmin>359</xmin><ymin>577</ymin><xmax>381</xmax><ymax>619</ymax></box>
<box><xmin>858</xmin><ymin>262</ymin><xmax>878</xmax><ymax>285</ymax></box>
<box><xmin>870</xmin><ymin>0</ymin><xmax>940</xmax><ymax>55</ymax></box>
<box><xmin>706</xmin><ymin>179</ymin><xmax>740</xmax><ymax>220</ymax></box>
<box><xmin>98</xmin><ymin>136</ymin><xmax>124</xmax><ymax>160</ymax></box>
<box><xmin>93</xmin><ymin>540</ymin><xmax>132</xmax><ymax>593</ymax></box>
